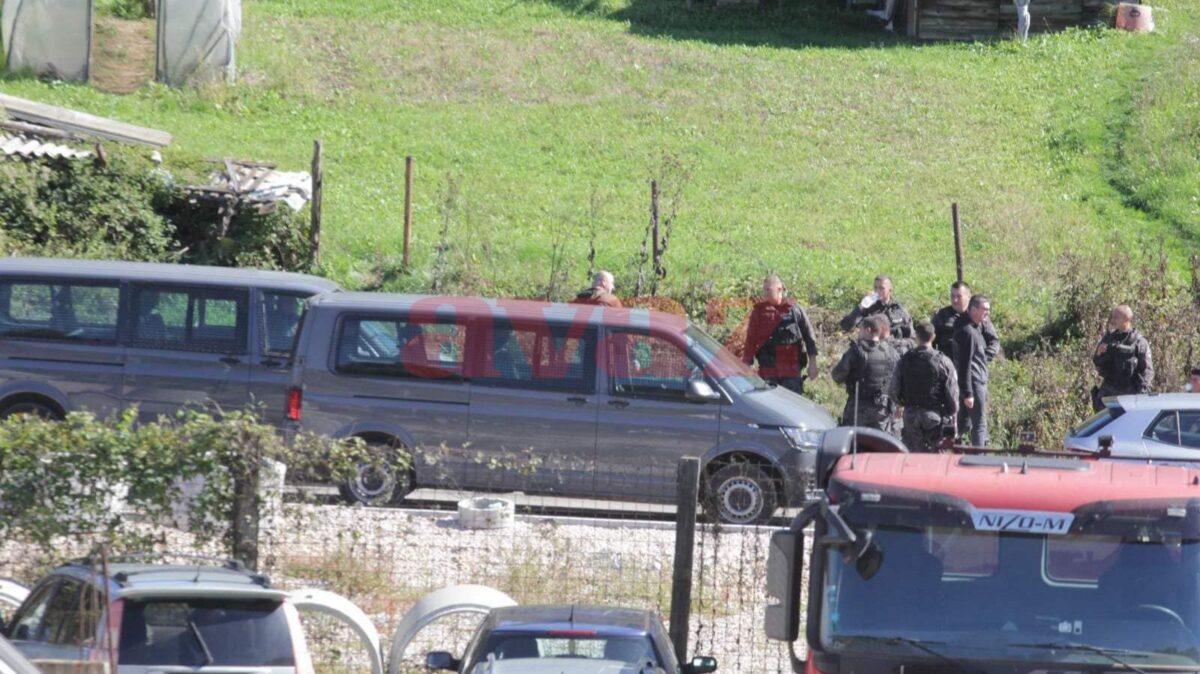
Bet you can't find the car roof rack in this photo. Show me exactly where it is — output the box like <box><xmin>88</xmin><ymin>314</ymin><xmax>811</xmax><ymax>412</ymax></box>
<box><xmin>72</xmin><ymin>552</ymin><xmax>248</xmax><ymax>571</ymax></box>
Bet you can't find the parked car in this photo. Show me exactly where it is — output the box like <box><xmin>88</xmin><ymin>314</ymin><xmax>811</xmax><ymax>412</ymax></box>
<box><xmin>425</xmin><ymin>605</ymin><xmax>718</xmax><ymax>674</ymax></box>
<box><xmin>1064</xmin><ymin>393</ymin><xmax>1200</xmax><ymax>459</ymax></box>
<box><xmin>1</xmin><ymin>556</ymin><xmax>339</xmax><ymax>674</ymax></box>
<box><xmin>288</xmin><ymin>293</ymin><xmax>837</xmax><ymax>524</ymax></box>
<box><xmin>0</xmin><ymin>257</ymin><xmax>338</xmax><ymax>426</ymax></box>
<box><xmin>0</xmin><ymin>634</ymin><xmax>39</xmax><ymax>674</ymax></box>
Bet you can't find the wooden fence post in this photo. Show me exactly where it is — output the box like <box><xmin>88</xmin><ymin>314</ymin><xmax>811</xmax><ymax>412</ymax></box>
<box><xmin>951</xmin><ymin>202</ymin><xmax>964</xmax><ymax>283</ymax></box>
<box><xmin>650</xmin><ymin>180</ymin><xmax>661</xmax><ymax>295</ymax></box>
<box><xmin>670</xmin><ymin>457</ymin><xmax>701</xmax><ymax>663</ymax></box>
<box><xmin>403</xmin><ymin>155</ymin><xmax>414</xmax><ymax>268</ymax></box>
<box><xmin>310</xmin><ymin>139</ymin><xmax>323</xmax><ymax>269</ymax></box>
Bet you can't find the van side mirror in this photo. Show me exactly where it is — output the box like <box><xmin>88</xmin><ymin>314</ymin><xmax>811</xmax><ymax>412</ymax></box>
<box><xmin>681</xmin><ymin>655</ymin><xmax>718</xmax><ymax>674</ymax></box>
<box><xmin>764</xmin><ymin>529</ymin><xmax>805</xmax><ymax>642</ymax></box>
<box><xmin>686</xmin><ymin>378</ymin><xmax>721</xmax><ymax>403</ymax></box>
<box><xmin>425</xmin><ymin>651</ymin><xmax>459</xmax><ymax>671</ymax></box>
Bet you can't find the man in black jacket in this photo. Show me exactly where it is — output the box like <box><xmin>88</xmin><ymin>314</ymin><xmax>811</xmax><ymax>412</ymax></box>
<box><xmin>1092</xmin><ymin>305</ymin><xmax>1154</xmax><ymax>410</ymax></box>
<box><xmin>890</xmin><ymin>321</ymin><xmax>959</xmax><ymax>452</ymax></box>
<box><xmin>832</xmin><ymin>314</ymin><xmax>900</xmax><ymax>435</ymax></box>
<box><xmin>840</xmin><ymin>275</ymin><xmax>913</xmax><ymax>343</ymax></box>
<box><xmin>953</xmin><ymin>295</ymin><xmax>992</xmax><ymax>447</ymax></box>
<box><xmin>932</xmin><ymin>281</ymin><xmax>1000</xmax><ymax>362</ymax></box>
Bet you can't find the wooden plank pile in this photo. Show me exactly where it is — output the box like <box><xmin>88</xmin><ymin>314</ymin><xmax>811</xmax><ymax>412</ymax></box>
<box><xmin>0</xmin><ymin>94</ymin><xmax>171</xmax><ymax>147</ymax></box>
<box><xmin>915</xmin><ymin>0</ymin><xmax>1110</xmax><ymax>40</ymax></box>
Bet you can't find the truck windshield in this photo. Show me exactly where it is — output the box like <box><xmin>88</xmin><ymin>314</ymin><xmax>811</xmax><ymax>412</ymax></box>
<box><xmin>820</xmin><ymin>525</ymin><xmax>1200</xmax><ymax>669</ymax></box>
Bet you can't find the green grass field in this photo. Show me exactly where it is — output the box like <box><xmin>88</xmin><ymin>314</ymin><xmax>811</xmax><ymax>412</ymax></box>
<box><xmin>3</xmin><ymin>0</ymin><xmax>1198</xmax><ymax>335</ymax></box>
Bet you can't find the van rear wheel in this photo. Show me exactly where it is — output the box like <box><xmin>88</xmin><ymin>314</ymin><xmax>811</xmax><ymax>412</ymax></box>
<box><xmin>337</xmin><ymin>440</ymin><xmax>414</xmax><ymax>507</ymax></box>
<box><xmin>704</xmin><ymin>462</ymin><xmax>779</xmax><ymax>526</ymax></box>
<box><xmin>0</xmin><ymin>400</ymin><xmax>63</xmax><ymax>420</ymax></box>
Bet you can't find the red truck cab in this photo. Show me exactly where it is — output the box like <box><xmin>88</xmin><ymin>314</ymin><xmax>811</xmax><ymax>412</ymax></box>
<box><xmin>766</xmin><ymin>428</ymin><xmax>1200</xmax><ymax>674</ymax></box>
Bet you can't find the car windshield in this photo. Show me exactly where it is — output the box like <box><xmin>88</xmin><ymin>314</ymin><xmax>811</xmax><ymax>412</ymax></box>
<box><xmin>686</xmin><ymin>326</ymin><xmax>768</xmax><ymax>393</ymax></box>
<box><xmin>118</xmin><ymin>598</ymin><xmax>294</xmax><ymax>667</ymax></box>
<box><xmin>1071</xmin><ymin>405</ymin><xmax>1125</xmax><ymax>437</ymax></box>
<box><xmin>475</xmin><ymin>632</ymin><xmax>658</xmax><ymax>667</ymax></box>
<box><xmin>821</xmin><ymin>525</ymin><xmax>1200</xmax><ymax>669</ymax></box>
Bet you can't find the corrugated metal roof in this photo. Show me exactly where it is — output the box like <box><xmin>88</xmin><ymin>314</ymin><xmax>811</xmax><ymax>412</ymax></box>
<box><xmin>0</xmin><ymin>134</ymin><xmax>93</xmax><ymax>160</ymax></box>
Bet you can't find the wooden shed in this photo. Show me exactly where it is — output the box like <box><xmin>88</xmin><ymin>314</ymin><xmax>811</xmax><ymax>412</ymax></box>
<box><xmin>907</xmin><ymin>0</ymin><xmax>1109</xmax><ymax>40</ymax></box>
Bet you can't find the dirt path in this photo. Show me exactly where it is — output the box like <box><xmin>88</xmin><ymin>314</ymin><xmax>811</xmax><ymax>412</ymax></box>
<box><xmin>90</xmin><ymin>16</ymin><xmax>155</xmax><ymax>94</ymax></box>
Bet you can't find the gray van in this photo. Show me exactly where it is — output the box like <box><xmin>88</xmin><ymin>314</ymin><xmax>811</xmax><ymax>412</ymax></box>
<box><xmin>0</xmin><ymin>257</ymin><xmax>338</xmax><ymax>425</ymax></box>
<box><xmin>288</xmin><ymin>293</ymin><xmax>836</xmax><ymax>524</ymax></box>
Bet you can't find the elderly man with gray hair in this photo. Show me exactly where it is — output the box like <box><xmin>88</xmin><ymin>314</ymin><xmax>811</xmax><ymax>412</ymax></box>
<box><xmin>572</xmin><ymin>270</ymin><xmax>622</xmax><ymax>308</ymax></box>
<box><xmin>1092</xmin><ymin>304</ymin><xmax>1154</xmax><ymax>410</ymax></box>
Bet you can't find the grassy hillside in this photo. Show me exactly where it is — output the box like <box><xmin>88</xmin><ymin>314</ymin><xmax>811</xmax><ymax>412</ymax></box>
<box><xmin>2</xmin><ymin>0</ymin><xmax>1197</xmax><ymax>329</ymax></box>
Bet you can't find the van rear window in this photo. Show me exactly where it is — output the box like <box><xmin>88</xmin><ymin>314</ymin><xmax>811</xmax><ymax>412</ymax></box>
<box><xmin>118</xmin><ymin>598</ymin><xmax>294</xmax><ymax>667</ymax></box>
<box><xmin>0</xmin><ymin>281</ymin><xmax>119</xmax><ymax>343</ymax></box>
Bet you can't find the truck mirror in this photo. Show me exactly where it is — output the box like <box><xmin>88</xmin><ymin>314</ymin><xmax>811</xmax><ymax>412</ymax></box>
<box><xmin>764</xmin><ymin>529</ymin><xmax>804</xmax><ymax>642</ymax></box>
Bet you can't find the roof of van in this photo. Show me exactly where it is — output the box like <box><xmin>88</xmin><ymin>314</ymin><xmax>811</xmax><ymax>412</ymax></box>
<box><xmin>308</xmin><ymin>292</ymin><xmax>689</xmax><ymax>330</ymax></box>
<box><xmin>0</xmin><ymin>257</ymin><xmax>340</xmax><ymax>294</ymax></box>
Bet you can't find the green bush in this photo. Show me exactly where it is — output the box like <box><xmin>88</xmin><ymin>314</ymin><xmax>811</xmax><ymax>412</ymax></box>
<box><xmin>0</xmin><ymin>409</ymin><xmax>370</xmax><ymax>555</ymax></box>
<box><xmin>0</xmin><ymin>149</ymin><xmax>315</xmax><ymax>271</ymax></box>
<box><xmin>96</xmin><ymin>0</ymin><xmax>149</xmax><ymax>19</ymax></box>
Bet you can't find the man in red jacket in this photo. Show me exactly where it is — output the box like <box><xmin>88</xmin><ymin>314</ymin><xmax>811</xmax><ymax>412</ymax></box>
<box><xmin>743</xmin><ymin>274</ymin><xmax>819</xmax><ymax>395</ymax></box>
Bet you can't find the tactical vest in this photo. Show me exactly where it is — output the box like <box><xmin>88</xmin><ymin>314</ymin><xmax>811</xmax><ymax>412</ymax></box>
<box><xmin>1103</xmin><ymin>332</ymin><xmax>1141</xmax><ymax>386</ymax></box>
<box><xmin>899</xmin><ymin>348</ymin><xmax>943</xmax><ymax>410</ymax></box>
<box><xmin>855</xmin><ymin>341</ymin><xmax>895</xmax><ymax>400</ymax></box>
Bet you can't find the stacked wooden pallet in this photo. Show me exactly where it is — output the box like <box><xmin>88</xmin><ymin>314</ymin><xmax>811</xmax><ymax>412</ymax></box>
<box><xmin>915</xmin><ymin>0</ymin><xmax>1110</xmax><ymax>40</ymax></box>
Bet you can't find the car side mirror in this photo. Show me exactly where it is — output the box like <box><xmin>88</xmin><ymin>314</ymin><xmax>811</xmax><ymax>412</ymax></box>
<box><xmin>764</xmin><ymin>529</ymin><xmax>804</xmax><ymax>642</ymax></box>
<box><xmin>685</xmin><ymin>378</ymin><xmax>721</xmax><ymax>403</ymax></box>
<box><xmin>681</xmin><ymin>656</ymin><xmax>718</xmax><ymax>674</ymax></box>
<box><xmin>425</xmin><ymin>651</ymin><xmax>459</xmax><ymax>671</ymax></box>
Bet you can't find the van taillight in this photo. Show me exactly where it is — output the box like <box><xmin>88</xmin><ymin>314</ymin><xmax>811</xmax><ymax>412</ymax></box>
<box><xmin>286</xmin><ymin>387</ymin><xmax>303</xmax><ymax>421</ymax></box>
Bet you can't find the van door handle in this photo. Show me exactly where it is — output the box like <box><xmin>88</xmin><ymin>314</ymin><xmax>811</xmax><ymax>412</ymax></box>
<box><xmin>566</xmin><ymin>396</ymin><xmax>588</xmax><ymax>406</ymax></box>
<box><xmin>219</xmin><ymin>356</ymin><xmax>242</xmax><ymax>366</ymax></box>
<box><xmin>607</xmin><ymin>399</ymin><xmax>630</xmax><ymax>408</ymax></box>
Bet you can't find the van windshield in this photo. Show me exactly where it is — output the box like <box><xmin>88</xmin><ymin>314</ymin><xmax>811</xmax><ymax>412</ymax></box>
<box><xmin>118</xmin><ymin>598</ymin><xmax>294</xmax><ymax>667</ymax></box>
<box><xmin>686</xmin><ymin>326</ymin><xmax>768</xmax><ymax>393</ymax></box>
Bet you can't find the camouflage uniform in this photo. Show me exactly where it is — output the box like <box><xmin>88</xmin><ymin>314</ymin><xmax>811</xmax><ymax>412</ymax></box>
<box><xmin>890</xmin><ymin>346</ymin><xmax>959</xmax><ymax>452</ymax></box>
<box><xmin>1092</xmin><ymin>329</ymin><xmax>1153</xmax><ymax>410</ymax></box>
<box><xmin>832</xmin><ymin>338</ymin><xmax>900</xmax><ymax>435</ymax></box>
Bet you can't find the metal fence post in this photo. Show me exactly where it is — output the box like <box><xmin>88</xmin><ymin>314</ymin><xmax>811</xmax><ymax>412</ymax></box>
<box><xmin>670</xmin><ymin>457</ymin><xmax>701</xmax><ymax>662</ymax></box>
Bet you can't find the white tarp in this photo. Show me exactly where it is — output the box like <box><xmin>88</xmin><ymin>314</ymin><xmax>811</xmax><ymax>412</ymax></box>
<box><xmin>156</xmin><ymin>0</ymin><xmax>240</xmax><ymax>87</ymax></box>
<box><xmin>1</xmin><ymin>0</ymin><xmax>92</xmax><ymax>82</ymax></box>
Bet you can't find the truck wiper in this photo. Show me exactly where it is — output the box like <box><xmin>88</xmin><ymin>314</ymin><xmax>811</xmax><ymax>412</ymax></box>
<box><xmin>187</xmin><ymin>618</ymin><xmax>215</xmax><ymax>666</ymax></box>
<box><xmin>841</xmin><ymin>635</ymin><xmax>978</xmax><ymax>674</ymax></box>
<box><xmin>1011</xmin><ymin>642</ymin><xmax>1149</xmax><ymax>674</ymax></box>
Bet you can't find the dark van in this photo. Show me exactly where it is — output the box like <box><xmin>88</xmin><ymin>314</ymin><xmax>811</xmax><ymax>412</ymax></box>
<box><xmin>288</xmin><ymin>293</ymin><xmax>836</xmax><ymax>524</ymax></box>
<box><xmin>0</xmin><ymin>257</ymin><xmax>338</xmax><ymax>425</ymax></box>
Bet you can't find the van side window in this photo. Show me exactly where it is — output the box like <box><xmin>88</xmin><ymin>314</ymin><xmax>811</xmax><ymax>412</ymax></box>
<box><xmin>0</xmin><ymin>281</ymin><xmax>120</xmax><ymax>343</ymax></box>
<box><xmin>474</xmin><ymin>322</ymin><xmax>596</xmax><ymax>393</ymax></box>
<box><xmin>130</xmin><ymin>286</ymin><xmax>248</xmax><ymax>354</ymax></box>
<box><xmin>261</xmin><ymin>292</ymin><xmax>308</xmax><ymax>357</ymax></box>
<box><xmin>607</xmin><ymin>331</ymin><xmax>700</xmax><ymax>401</ymax></box>
<box><xmin>336</xmin><ymin>316</ymin><xmax>466</xmax><ymax>381</ymax></box>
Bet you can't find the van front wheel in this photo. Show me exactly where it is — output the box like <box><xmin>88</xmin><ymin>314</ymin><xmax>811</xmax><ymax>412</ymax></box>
<box><xmin>337</xmin><ymin>441</ymin><xmax>414</xmax><ymax>507</ymax></box>
<box><xmin>705</xmin><ymin>462</ymin><xmax>779</xmax><ymax>526</ymax></box>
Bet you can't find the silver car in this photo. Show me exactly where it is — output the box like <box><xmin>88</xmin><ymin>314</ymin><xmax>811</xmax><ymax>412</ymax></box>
<box><xmin>3</xmin><ymin>559</ymin><xmax>319</xmax><ymax>674</ymax></box>
<box><xmin>1064</xmin><ymin>393</ymin><xmax>1200</xmax><ymax>460</ymax></box>
<box><xmin>288</xmin><ymin>293</ymin><xmax>837</xmax><ymax>524</ymax></box>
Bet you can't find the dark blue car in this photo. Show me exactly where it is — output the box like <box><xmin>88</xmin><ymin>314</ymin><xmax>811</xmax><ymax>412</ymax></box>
<box><xmin>426</xmin><ymin>605</ymin><xmax>717</xmax><ymax>674</ymax></box>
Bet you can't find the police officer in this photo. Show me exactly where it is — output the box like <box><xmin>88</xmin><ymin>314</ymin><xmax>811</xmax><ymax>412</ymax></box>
<box><xmin>840</xmin><ymin>275</ymin><xmax>913</xmax><ymax>343</ymax></box>
<box><xmin>1092</xmin><ymin>304</ymin><xmax>1153</xmax><ymax>410</ymax></box>
<box><xmin>743</xmin><ymin>274</ymin><xmax>819</xmax><ymax>395</ymax></box>
<box><xmin>932</xmin><ymin>281</ymin><xmax>1000</xmax><ymax>362</ymax></box>
<box><xmin>890</xmin><ymin>321</ymin><xmax>959</xmax><ymax>453</ymax></box>
<box><xmin>832</xmin><ymin>314</ymin><xmax>900</xmax><ymax>434</ymax></box>
<box><xmin>953</xmin><ymin>295</ymin><xmax>992</xmax><ymax>447</ymax></box>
